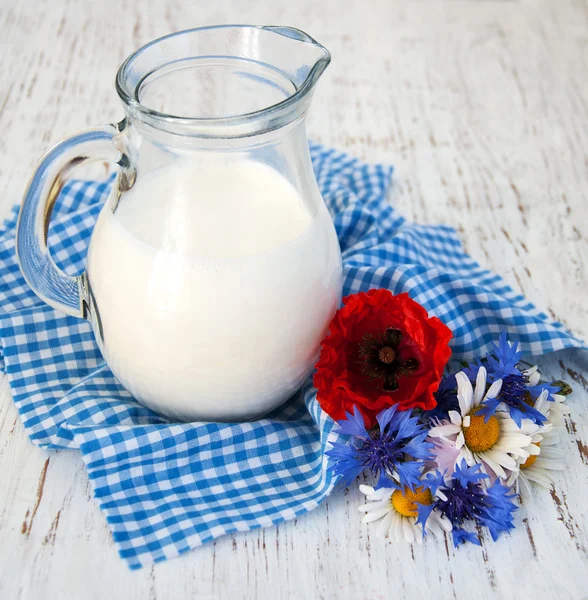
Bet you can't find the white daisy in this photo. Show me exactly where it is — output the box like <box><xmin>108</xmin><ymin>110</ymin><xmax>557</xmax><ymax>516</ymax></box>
<box><xmin>523</xmin><ymin>365</ymin><xmax>570</xmax><ymax>425</ymax></box>
<box><xmin>504</xmin><ymin>388</ymin><xmax>567</xmax><ymax>493</ymax></box>
<box><xmin>507</xmin><ymin>427</ymin><xmax>566</xmax><ymax>495</ymax></box>
<box><xmin>544</xmin><ymin>393</ymin><xmax>570</xmax><ymax>426</ymax></box>
<box><xmin>429</xmin><ymin>366</ymin><xmax>534</xmax><ymax>479</ymax></box>
<box><xmin>358</xmin><ymin>484</ymin><xmax>451</xmax><ymax>543</ymax></box>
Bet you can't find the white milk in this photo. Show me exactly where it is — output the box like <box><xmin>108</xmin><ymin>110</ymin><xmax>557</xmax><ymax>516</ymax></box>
<box><xmin>86</xmin><ymin>160</ymin><xmax>341</xmax><ymax>421</ymax></box>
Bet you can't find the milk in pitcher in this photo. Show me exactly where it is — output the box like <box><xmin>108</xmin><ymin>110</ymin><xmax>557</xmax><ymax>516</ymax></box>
<box><xmin>86</xmin><ymin>159</ymin><xmax>341</xmax><ymax>421</ymax></box>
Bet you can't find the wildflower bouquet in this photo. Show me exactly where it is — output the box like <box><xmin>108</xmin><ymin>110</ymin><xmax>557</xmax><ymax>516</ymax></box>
<box><xmin>315</xmin><ymin>289</ymin><xmax>572</xmax><ymax>546</ymax></box>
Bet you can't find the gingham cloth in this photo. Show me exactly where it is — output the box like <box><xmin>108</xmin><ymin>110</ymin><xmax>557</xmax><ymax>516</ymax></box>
<box><xmin>0</xmin><ymin>143</ymin><xmax>583</xmax><ymax>569</ymax></box>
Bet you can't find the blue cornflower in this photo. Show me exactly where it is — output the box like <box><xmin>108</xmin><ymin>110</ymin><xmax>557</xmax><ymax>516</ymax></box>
<box><xmin>485</xmin><ymin>332</ymin><xmax>522</xmax><ymax>381</ymax></box>
<box><xmin>453</xmin><ymin>461</ymin><xmax>489</xmax><ymax>486</ymax></box>
<box><xmin>452</xmin><ymin>528</ymin><xmax>480</xmax><ymax>546</ymax></box>
<box><xmin>326</xmin><ymin>404</ymin><xmax>433</xmax><ymax>490</ymax></box>
<box><xmin>528</xmin><ymin>380</ymin><xmax>563</xmax><ymax>402</ymax></box>
<box><xmin>424</xmin><ymin>374</ymin><xmax>459</xmax><ymax>422</ymax></box>
<box><xmin>482</xmin><ymin>480</ymin><xmax>519</xmax><ymax>541</ymax></box>
<box><xmin>417</xmin><ymin>460</ymin><xmax>518</xmax><ymax>547</ymax></box>
<box><xmin>421</xmin><ymin>469</ymin><xmax>446</xmax><ymax>495</ymax></box>
<box><xmin>475</xmin><ymin>333</ymin><xmax>550</xmax><ymax>426</ymax></box>
<box><xmin>477</xmin><ymin>372</ymin><xmax>547</xmax><ymax>427</ymax></box>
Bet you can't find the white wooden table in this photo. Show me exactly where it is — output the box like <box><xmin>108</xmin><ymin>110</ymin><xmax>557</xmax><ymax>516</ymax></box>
<box><xmin>1</xmin><ymin>1</ymin><xmax>587</xmax><ymax>598</ymax></box>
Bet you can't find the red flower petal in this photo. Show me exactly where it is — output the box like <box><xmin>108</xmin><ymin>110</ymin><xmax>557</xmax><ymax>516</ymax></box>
<box><xmin>314</xmin><ymin>289</ymin><xmax>452</xmax><ymax>427</ymax></box>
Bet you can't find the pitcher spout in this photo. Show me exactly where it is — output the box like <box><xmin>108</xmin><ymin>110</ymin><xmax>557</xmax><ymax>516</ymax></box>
<box><xmin>261</xmin><ymin>25</ymin><xmax>331</xmax><ymax>92</ymax></box>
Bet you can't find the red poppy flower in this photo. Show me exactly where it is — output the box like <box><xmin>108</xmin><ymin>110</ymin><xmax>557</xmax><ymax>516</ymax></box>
<box><xmin>314</xmin><ymin>289</ymin><xmax>452</xmax><ymax>428</ymax></box>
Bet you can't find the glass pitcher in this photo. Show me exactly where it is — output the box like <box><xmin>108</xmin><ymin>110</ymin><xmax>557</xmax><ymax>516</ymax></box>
<box><xmin>16</xmin><ymin>26</ymin><xmax>342</xmax><ymax>422</ymax></box>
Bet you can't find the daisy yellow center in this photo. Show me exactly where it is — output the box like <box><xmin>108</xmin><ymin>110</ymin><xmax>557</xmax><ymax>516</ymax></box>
<box><xmin>391</xmin><ymin>486</ymin><xmax>432</xmax><ymax>517</ymax></box>
<box><xmin>463</xmin><ymin>409</ymin><xmax>500</xmax><ymax>452</ymax></box>
<box><xmin>521</xmin><ymin>442</ymin><xmax>540</xmax><ymax>469</ymax></box>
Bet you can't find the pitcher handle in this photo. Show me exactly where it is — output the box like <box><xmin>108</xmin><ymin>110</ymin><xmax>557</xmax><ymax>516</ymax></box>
<box><xmin>16</xmin><ymin>123</ymin><xmax>134</xmax><ymax>318</ymax></box>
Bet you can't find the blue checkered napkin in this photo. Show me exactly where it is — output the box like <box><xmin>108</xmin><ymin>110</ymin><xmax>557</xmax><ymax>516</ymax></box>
<box><xmin>0</xmin><ymin>143</ymin><xmax>583</xmax><ymax>569</ymax></box>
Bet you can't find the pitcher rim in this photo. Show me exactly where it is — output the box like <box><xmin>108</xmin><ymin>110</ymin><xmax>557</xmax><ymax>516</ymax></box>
<box><xmin>115</xmin><ymin>25</ymin><xmax>331</xmax><ymax>137</ymax></box>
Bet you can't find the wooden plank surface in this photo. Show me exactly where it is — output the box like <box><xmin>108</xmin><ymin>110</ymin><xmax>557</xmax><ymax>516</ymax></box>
<box><xmin>0</xmin><ymin>0</ymin><xmax>587</xmax><ymax>598</ymax></box>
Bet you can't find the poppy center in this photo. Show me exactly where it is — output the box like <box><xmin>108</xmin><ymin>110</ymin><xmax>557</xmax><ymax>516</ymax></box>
<box><xmin>463</xmin><ymin>409</ymin><xmax>500</xmax><ymax>452</ymax></box>
<box><xmin>378</xmin><ymin>346</ymin><xmax>396</xmax><ymax>364</ymax></box>
<box><xmin>358</xmin><ymin>328</ymin><xmax>419</xmax><ymax>392</ymax></box>
<box><xmin>391</xmin><ymin>486</ymin><xmax>432</xmax><ymax>517</ymax></box>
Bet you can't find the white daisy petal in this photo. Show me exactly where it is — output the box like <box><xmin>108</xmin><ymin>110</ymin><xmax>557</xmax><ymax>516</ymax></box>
<box><xmin>448</xmin><ymin>411</ymin><xmax>462</xmax><ymax>425</ymax></box>
<box><xmin>494</xmin><ymin>443</ymin><xmax>529</xmax><ymax>460</ymax></box>
<box><xmin>462</xmin><ymin>446</ymin><xmax>475</xmax><ymax>465</ymax></box>
<box><xmin>456</xmin><ymin>431</ymin><xmax>465</xmax><ymax>449</ymax></box>
<box><xmin>524</xmin><ymin>470</ymin><xmax>553</xmax><ymax>488</ymax></box>
<box><xmin>527</xmin><ymin>369</ymin><xmax>541</xmax><ymax>387</ymax></box>
<box><xmin>489</xmin><ymin>448</ymin><xmax>518</xmax><ymax>468</ymax></box>
<box><xmin>480</xmin><ymin>453</ymin><xmax>507</xmax><ymax>479</ymax></box>
<box><xmin>473</xmin><ymin>366</ymin><xmax>487</xmax><ymax>406</ymax></box>
<box><xmin>391</xmin><ymin>512</ymin><xmax>402</xmax><ymax>540</ymax></box>
<box><xmin>362</xmin><ymin>507</ymin><xmax>391</xmax><ymax>523</ymax></box>
<box><xmin>430</xmin><ymin>423</ymin><xmax>461</xmax><ymax>438</ymax></box>
<box><xmin>436</xmin><ymin>489</ymin><xmax>448</xmax><ymax>502</ymax></box>
<box><xmin>427</xmin><ymin>517</ymin><xmax>442</xmax><ymax>536</ymax></box>
<box><xmin>403</xmin><ymin>517</ymin><xmax>415</xmax><ymax>543</ymax></box>
<box><xmin>548</xmin><ymin>408</ymin><xmax>569</xmax><ymax>426</ymax></box>
<box><xmin>506</xmin><ymin>470</ymin><xmax>519</xmax><ymax>487</ymax></box>
<box><xmin>496</xmin><ymin>433</ymin><xmax>535</xmax><ymax>445</ymax></box>
<box><xmin>517</xmin><ymin>472</ymin><xmax>534</xmax><ymax>495</ymax></box>
<box><xmin>498</xmin><ymin>418</ymin><xmax>525</xmax><ymax>430</ymax></box>
<box><xmin>428</xmin><ymin>511</ymin><xmax>452</xmax><ymax>534</ymax></box>
<box><xmin>368</xmin><ymin>487</ymin><xmax>393</xmax><ymax>502</ymax></box>
<box><xmin>535</xmin><ymin>459</ymin><xmax>566</xmax><ymax>470</ymax></box>
<box><xmin>486</xmin><ymin>379</ymin><xmax>503</xmax><ymax>399</ymax></box>
<box><xmin>376</xmin><ymin>510</ymin><xmax>394</xmax><ymax>538</ymax></box>
<box><xmin>456</xmin><ymin>372</ymin><xmax>474</xmax><ymax>415</ymax></box>
<box><xmin>358</xmin><ymin>499</ymin><xmax>389</xmax><ymax>512</ymax></box>
<box><xmin>540</xmin><ymin>447</ymin><xmax>565</xmax><ymax>459</ymax></box>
